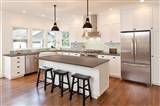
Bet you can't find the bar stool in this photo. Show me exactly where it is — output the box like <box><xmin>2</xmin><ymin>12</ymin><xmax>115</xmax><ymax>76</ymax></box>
<box><xmin>51</xmin><ymin>69</ymin><xmax>70</xmax><ymax>97</ymax></box>
<box><xmin>70</xmin><ymin>73</ymin><xmax>92</xmax><ymax>106</ymax></box>
<box><xmin>36</xmin><ymin>66</ymin><xmax>53</xmax><ymax>90</ymax></box>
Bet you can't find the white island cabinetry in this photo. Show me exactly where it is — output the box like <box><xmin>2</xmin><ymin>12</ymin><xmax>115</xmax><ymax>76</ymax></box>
<box><xmin>4</xmin><ymin>56</ymin><xmax>25</xmax><ymax>79</ymax></box>
<box><xmin>39</xmin><ymin>55</ymin><xmax>109</xmax><ymax>99</ymax></box>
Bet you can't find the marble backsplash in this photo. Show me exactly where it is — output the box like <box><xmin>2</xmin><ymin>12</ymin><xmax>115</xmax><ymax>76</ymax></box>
<box><xmin>71</xmin><ymin>42</ymin><xmax>121</xmax><ymax>53</ymax></box>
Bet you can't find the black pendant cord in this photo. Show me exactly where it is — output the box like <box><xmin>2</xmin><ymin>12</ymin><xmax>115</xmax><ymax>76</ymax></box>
<box><xmin>54</xmin><ymin>5</ymin><xmax>56</xmax><ymax>23</ymax></box>
<box><xmin>87</xmin><ymin>0</ymin><xmax>89</xmax><ymax>17</ymax></box>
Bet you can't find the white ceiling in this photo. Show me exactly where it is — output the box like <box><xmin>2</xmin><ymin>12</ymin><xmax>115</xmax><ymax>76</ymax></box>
<box><xmin>1</xmin><ymin>0</ymin><xmax>157</xmax><ymax>19</ymax></box>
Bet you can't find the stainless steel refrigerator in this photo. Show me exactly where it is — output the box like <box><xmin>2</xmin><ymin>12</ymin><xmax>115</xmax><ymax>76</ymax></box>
<box><xmin>121</xmin><ymin>30</ymin><xmax>151</xmax><ymax>85</ymax></box>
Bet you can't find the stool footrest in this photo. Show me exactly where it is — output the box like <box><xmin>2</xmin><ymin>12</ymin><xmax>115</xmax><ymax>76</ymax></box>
<box><xmin>78</xmin><ymin>86</ymin><xmax>89</xmax><ymax>91</ymax></box>
<box><xmin>59</xmin><ymin>81</ymin><xmax>69</xmax><ymax>85</ymax></box>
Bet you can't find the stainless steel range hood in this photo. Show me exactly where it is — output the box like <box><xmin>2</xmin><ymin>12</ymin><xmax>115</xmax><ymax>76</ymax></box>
<box><xmin>82</xmin><ymin>15</ymin><xmax>101</xmax><ymax>37</ymax></box>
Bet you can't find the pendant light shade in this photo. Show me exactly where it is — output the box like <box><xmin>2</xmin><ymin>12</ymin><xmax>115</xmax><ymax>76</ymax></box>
<box><xmin>51</xmin><ymin>5</ymin><xmax>59</xmax><ymax>31</ymax></box>
<box><xmin>52</xmin><ymin>22</ymin><xmax>59</xmax><ymax>31</ymax></box>
<box><xmin>83</xmin><ymin>0</ymin><xmax>92</xmax><ymax>30</ymax></box>
<box><xmin>83</xmin><ymin>17</ymin><xmax>92</xmax><ymax>29</ymax></box>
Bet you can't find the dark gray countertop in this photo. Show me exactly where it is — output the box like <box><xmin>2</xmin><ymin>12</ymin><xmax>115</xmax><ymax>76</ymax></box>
<box><xmin>3</xmin><ymin>52</ymin><xmax>40</xmax><ymax>57</ymax></box>
<box><xmin>39</xmin><ymin>55</ymin><xmax>110</xmax><ymax>68</ymax></box>
<box><xmin>3</xmin><ymin>49</ymin><xmax>120</xmax><ymax>57</ymax></box>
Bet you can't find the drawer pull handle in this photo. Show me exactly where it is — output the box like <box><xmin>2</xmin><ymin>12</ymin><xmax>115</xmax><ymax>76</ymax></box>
<box><xmin>17</xmin><ymin>66</ymin><xmax>20</xmax><ymax>68</ymax></box>
<box><xmin>113</xmin><ymin>57</ymin><xmax>116</xmax><ymax>59</ymax></box>
<box><xmin>17</xmin><ymin>72</ymin><xmax>20</xmax><ymax>74</ymax></box>
<box><xmin>17</xmin><ymin>57</ymin><xmax>20</xmax><ymax>59</ymax></box>
<box><xmin>17</xmin><ymin>61</ymin><xmax>20</xmax><ymax>63</ymax></box>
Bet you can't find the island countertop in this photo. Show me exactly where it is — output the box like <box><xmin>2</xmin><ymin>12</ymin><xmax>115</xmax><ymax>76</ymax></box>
<box><xmin>39</xmin><ymin>55</ymin><xmax>109</xmax><ymax>68</ymax></box>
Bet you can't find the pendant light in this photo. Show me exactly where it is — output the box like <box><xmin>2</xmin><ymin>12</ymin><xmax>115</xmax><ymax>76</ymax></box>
<box><xmin>51</xmin><ymin>5</ymin><xmax>59</xmax><ymax>31</ymax></box>
<box><xmin>83</xmin><ymin>0</ymin><xmax>92</xmax><ymax>31</ymax></box>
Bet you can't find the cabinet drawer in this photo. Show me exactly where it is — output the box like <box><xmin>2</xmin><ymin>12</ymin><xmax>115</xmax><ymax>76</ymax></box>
<box><xmin>11</xmin><ymin>66</ymin><xmax>25</xmax><ymax>77</ymax></box>
<box><xmin>11</xmin><ymin>56</ymin><xmax>25</xmax><ymax>61</ymax></box>
<box><xmin>98</xmin><ymin>55</ymin><xmax>108</xmax><ymax>59</ymax></box>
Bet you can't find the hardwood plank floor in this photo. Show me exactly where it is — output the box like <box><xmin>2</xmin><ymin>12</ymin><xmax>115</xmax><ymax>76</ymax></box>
<box><xmin>0</xmin><ymin>74</ymin><xmax>160</xmax><ymax>106</ymax></box>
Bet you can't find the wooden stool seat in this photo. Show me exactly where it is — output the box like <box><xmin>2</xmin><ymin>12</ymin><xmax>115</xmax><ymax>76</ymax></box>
<box><xmin>39</xmin><ymin>66</ymin><xmax>52</xmax><ymax>71</ymax></box>
<box><xmin>53</xmin><ymin>69</ymin><xmax>69</xmax><ymax>75</ymax></box>
<box><xmin>72</xmin><ymin>73</ymin><xmax>90</xmax><ymax>80</ymax></box>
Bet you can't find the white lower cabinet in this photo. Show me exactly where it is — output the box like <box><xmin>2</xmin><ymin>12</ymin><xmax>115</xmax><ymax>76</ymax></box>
<box><xmin>4</xmin><ymin>56</ymin><xmax>25</xmax><ymax>79</ymax></box>
<box><xmin>98</xmin><ymin>55</ymin><xmax>121</xmax><ymax>78</ymax></box>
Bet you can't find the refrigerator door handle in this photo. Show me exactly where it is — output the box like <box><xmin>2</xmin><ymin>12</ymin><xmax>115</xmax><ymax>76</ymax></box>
<box><xmin>131</xmin><ymin>38</ymin><xmax>134</xmax><ymax>56</ymax></box>
<box><xmin>122</xmin><ymin>63</ymin><xmax>148</xmax><ymax>67</ymax></box>
<box><xmin>134</xmin><ymin>38</ymin><xmax>137</xmax><ymax>57</ymax></box>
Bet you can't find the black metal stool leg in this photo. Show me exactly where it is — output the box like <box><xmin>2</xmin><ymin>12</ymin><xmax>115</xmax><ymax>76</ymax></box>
<box><xmin>36</xmin><ymin>69</ymin><xmax>41</xmax><ymax>87</ymax></box>
<box><xmin>70</xmin><ymin>77</ymin><xmax>75</xmax><ymax>100</ymax></box>
<box><xmin>61</xmin><ymin>75</ymin><xmax>64</xmax><ymax>97</ymax></box>
<box><xmin>83</xmin><ymin>79</ymin><xmax>86</xmax><ymax>106</ymax></box>
<box><xmin>88</xmin><ymin>79</ymin><xmax>92</xmax><ymax>99</ymax></box>
<box><xmin>51</xmin><ymin>73</ymin><xmax>56</xmax><ymax>93</ymax></box>
<box><xmin>77</xmin><ymin>78</ymin><xmax>79</xmax><ymax>95</ymax></box>
<box><xmin>66</xmin><ymin>73</ymin><xmax>70</xmax><ymax>91</ymax></box>
<box><xmin>44</xmin><ymin>71</ymin><xmax>47</xmax><ymax>90</ymax></box>
<box><xmin>59</xmin><ymin>75</ymin><xmax>61</xmax><ymax>88</ymax></box>
<box><xmin>50</xmin><ymin>70</ymin><xmax>54</xmax><ymax>83</ymax></box>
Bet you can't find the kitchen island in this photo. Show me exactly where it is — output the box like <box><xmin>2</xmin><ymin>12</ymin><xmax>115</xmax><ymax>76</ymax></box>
<box><xmin>39</xmin><ymin>55</ymin><xmax>110</xmax><ymax>99</ymax></box>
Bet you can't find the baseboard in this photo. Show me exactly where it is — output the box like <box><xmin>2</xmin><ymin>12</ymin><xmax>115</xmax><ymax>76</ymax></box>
<box><xmin>152</xmin><ymin>82</ymin><xmax>160</xmax><ymax>86</ymax></box>
<box><xmin>0</xmin><ymin>74</ymin><xmax>3</xmax><ymax>78</ymax></box>
<box><xmin>109</xmin><ymin>74</ymin><xmax>121</xmax><ymax>79</ymax></box>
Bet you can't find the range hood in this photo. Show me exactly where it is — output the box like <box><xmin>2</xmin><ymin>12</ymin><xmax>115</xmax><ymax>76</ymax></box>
<box><xmin>82</xmin><ymin>15</ymin><xmax>101</xmax><ymax>38</ymax></box>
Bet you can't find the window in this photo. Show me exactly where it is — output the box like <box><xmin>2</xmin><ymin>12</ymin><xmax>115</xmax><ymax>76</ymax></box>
<box><xmin>47</xmin><ymin>31</ymin><xmax>56</xmax><ymax>48</ymax></box>
<box><xmin>61</xmin><ymin>32</ymin><xmax>70</xmax><ymax>48</ymax></box>
<box><xmin>12</xmin><ymin>27</ymin><xmax>28</xmax><ymax>50</ymax></box>
<box><xmin>32</xmin><ymin>29</ymin><xmax>44</xmax><ymax>48</ymax></box>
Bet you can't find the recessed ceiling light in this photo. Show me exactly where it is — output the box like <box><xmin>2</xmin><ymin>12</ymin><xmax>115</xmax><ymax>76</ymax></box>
<box><xmin>140</xmin><ymin>0</ymin><xmax>144</xmax><ymax>2</ymax></box>
<box><xmin>22</xmin><ymin>10</ymin><xmax>26</xmax><ymax>14</ymax></box>
<box><xmin>41</xmin><ymin>14</ymin><xmax>45</xmax><ymax>17</ymax></box>
<box><xmin>109</xmin><ymin>8</ymin><xmax>113</xmax><ymax>11</ymax></box>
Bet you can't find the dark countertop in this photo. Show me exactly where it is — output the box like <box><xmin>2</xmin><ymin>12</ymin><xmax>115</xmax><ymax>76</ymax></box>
<box><xmin>3</xmin><ymin>52</ymin><xmax>40</xmax><ymax>57</ymax></box>
<box><xmin>39</xmin><ymin>55</ymin><xmax>110</xmax><ymax>68</ymax></box>
<box><xmin>48</xmin><ymin>50</ymin><xmax>121</xmax><ymax>56</ymax></box>
<box><xmin>3</xmin><ymin>49</ymin><xmax>120</xmax><ymax>57</ymax></box>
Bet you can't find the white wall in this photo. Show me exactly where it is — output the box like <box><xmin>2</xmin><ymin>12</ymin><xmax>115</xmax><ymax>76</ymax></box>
<box><xmin>0</xmin><ymin>10</ymin><xmax>2</xmax><ymax>78</ymax></box>
<box><xmin>2</xmin><ymin>11</ymin><xmax>85</xmax><ymax>54</ymax></box>
<box><xmin>151</xmin><ymin>2</ymin><xmax>160</xmax><ymax>86</ymax></box>
<box><xmin>2</xmin><ymin>11</ymin><xmax>50</xmax><ymax>53</ymax></box>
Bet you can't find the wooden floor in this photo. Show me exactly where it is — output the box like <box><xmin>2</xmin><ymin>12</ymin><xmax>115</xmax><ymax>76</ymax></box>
<box><xmin>0</xmin><ymin>74</ymin><xmax>160</xmax><ymax>106</ymax></box>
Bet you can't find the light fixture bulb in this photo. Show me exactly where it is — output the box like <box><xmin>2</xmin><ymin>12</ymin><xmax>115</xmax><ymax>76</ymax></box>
<box><xmin>140</xmin><ymin>0</ymin><xmax>144</xmax><ymax>2</ymax></box>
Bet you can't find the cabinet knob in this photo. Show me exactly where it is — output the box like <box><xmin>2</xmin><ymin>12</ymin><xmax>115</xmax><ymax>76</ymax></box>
<box><xmin>17</xmin><ymin>61</ymin><xmax>20</xmax><ymax>63</ymax></box>
<box><xmin>113</xmin><ymin>57</ymin><xmax>116</xmax><ymax>59</ymax></box>
<box><xmin>17</xmin><ymin>57</ymin><xmax>20</xmax><ymax>59</ymax></box>
<box><xmin>17</xmin><ymin>72</ymin><xmax>20</xmax><ymax>74</ymax></box>
<box><xmin>17</xmin><ymin>66</ymin><xmax>20</xmax><ymax>68</ymax></box>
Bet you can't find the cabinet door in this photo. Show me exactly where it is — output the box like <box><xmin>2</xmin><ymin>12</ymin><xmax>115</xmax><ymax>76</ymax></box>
<box><xmin>104</xmin><ymin>55</ymin><xmax>121</xmax><ymax>78</ymax></box>
<box><xmin>101</xmin><ymin>23</ymin><xmax>120</xmax><ymax>43</ymax></box>
<box><xmin>120</xmin><ymin>8</ymin><xmax>134</xmax><ymax>31</ymax></box>
<box><xmin>98</xmin><ymin>55</ymin><xmax>121</xmax><ymax>78</ymax></box>
<box><xmin>133</xmin><ymin>6</ymin><xmax>152</xmax><ymax>30</ymax></box>
<box><xmin>26</xmin><ymin>55</ymin><xmax>39</xmax><ymax>74</ymax></box>
<box><xmin>120</xmin><ymin>6</ymin><xmax>152</xmax><ymax>31</ymax></box>
<box><xmin>25</xmin><ymin>55</ymin><xmax>31</xmax><ymax>74</ymax></box>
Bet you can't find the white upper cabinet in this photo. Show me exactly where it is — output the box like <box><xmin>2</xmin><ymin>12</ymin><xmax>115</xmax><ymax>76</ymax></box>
<box><xmin>100</xmin><ymin>23</ymin><xmax>120</xmax><ymax>43</ymax></box>
<box><xmin>98</xmin><ymin>10</ymin><xmax>120</xmax><ymax>43</ymax></box>
<box><xmin>120</xmin><ymin>5</ymin><xmax>152</xmax><ymax>31</ymax></box>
